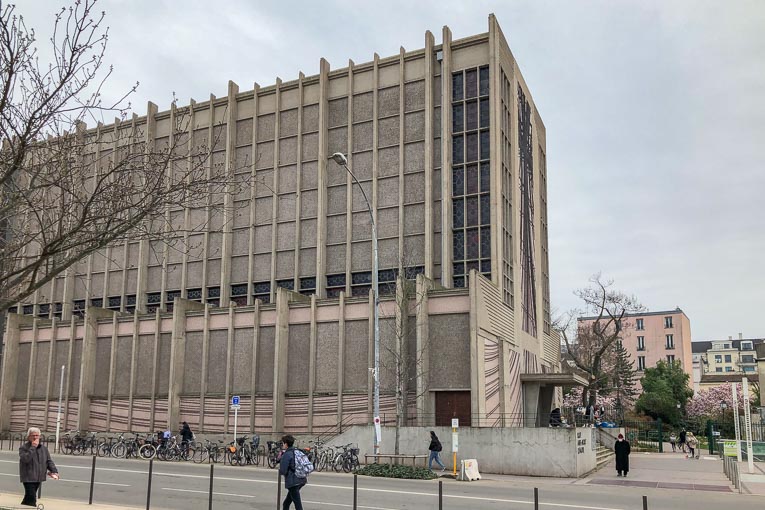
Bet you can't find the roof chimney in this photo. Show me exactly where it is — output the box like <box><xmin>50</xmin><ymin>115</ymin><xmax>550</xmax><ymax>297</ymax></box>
<box><xmin>739</xmin><ymin>333</ymin><xmax>743</xmax><ymax>340</ymax></box>
<box><xmin>728</xmin><ymin>336</ymin><xmax>733</xmax><ymax>341</ymax></box>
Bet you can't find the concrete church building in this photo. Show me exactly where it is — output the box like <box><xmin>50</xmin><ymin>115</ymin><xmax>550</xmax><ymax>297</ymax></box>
<box><xmin>1</xmin><ymin>15</ymin><xmax>567</xmax><ymax>435</ymax></box>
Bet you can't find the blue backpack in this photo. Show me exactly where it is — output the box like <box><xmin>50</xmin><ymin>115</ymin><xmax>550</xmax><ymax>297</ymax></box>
<box><xmin>293</xmin><ymin>449</ymin><xmax>314</xmax><ymax>479</ymax></box>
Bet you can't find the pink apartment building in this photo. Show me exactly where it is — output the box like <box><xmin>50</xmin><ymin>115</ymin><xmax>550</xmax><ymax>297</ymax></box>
<box><xmin>578</xmin><ymin>309</ymin><xmax>693</xmax><ymax>387</ymax></box>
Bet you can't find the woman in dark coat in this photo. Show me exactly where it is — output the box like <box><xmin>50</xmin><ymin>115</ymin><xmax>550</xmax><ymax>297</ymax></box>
<box><xmin>614</xmin><ymin>433</ymin><xmax>631</xmax><ymax>477</ymax></box>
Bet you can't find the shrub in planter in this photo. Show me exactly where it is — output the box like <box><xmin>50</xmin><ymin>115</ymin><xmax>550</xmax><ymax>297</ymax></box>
<box><xmin>355</xmin><ymin>463</ymin><xmax>438</xmax><ymax>480</ymax></box>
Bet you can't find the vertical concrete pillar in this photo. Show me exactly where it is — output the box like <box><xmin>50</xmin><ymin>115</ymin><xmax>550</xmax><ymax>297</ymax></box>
<box><xmin>293</xmin><ymin>73</ymin><xmax>305</xmax><ymax>292</ymax></box>
<box><xmin>337</xmin><ymin>292</ymin><xmax>346</xmax><ymax>426</ymax></box>
<box><xmin>160</xmin><ymin>106</ymin><xmax>174</xmax><ymax>306</ymax></box>
<box><xmin>268</xmin><ymin>80</ymin><xmax>282</xmax><ymax>303</ymax></box>
<box><xmin>246</xmin><ymin>84</ymin><xmax>261</xmax><ymax>305</ymax></box>
<box><xmin>43</xmin><ymin>317</ymin><xmax>59</xmax><ymax>429</ymax></box>
<box><xmin>167</xmin><ymin>298</ymin><xmax>204</xmax><ymax>428</ymax></box>
<box><xmin>468</xmin><ymin>270</ymin><xmax>484</xmax><ymax>419</ymax></box>
<box><xmin>0</xmin><ymin>313</ymin><xmax>32</xmax><ymax>431</ymax></box>
<box><xmin>249</xmin><ymin>300</ymin><xmax>260</xmax><ymax>432</ymax></box>
<box><xmin>224</xmin><ymin>303</ymin><xmax>235</xmax><ymax>432</ymax></box>
<box><xmin>24</xmin><ymin>320</ymin><xmax>39</xmax><ymax>426</ymax></box>
<box><xmin>136</xmin><ymin>103</ymin><xmax>157</xmax><ymax>314</ymax></box>
<box><xmin>199</xmin><ymin>304</ymin><xmax>211</xmax><ymax>428</ymax></box>
<box><xmin>63</xmin><ymin>316</ymin><xmax>76</xmax><ymax>430</ymax></box>
<box><xmin>220</xmin><ymin>81</ymin><xmax>239</xmax><ymax>308</ymax></box>
<box><xmin>343</xmin><ymin>61</ymin><xmax>355</xmax><ymax>295</ymax></box>
<box><xmin>415</xmin><ymin>274</ymin><xmax>434</xmax><ymax>423</ymax></box>
<box><xmin>315</xmin><ymin>59</ymin><xmax>330</xmax><ymax>298</ymax></box>
<box><xmin>180</xmin><ymin>100</ymin><xmax>197</xmax><ymax>299</ymax></box>
<box><xmin>488</xmin><ymin>14</ymin><xmax>502</xmax><ymax>288</ymax></box>
<box><xmin>423</xmin><ymin>31</ymin><xmax>435</xmax><ymax>279</ymax></box>
<box><xmin>307</xmin><ymin>295</ymin><xmax>317</xmax><ymax>433</ymax></box>
<box><xmin>397</xmin><ymin>48</ymin><xmax>406</xmax><ymax>272</ymax></box>
<box><xmin>201</xmin><ymin>95</ymin><xmax>216</xmax><ymax>305</ymax></box>
<box><xmin>272</xmin><ymin>288</ymin><xmax>291</xmax><ymax>432</ymax></box>
<box><xmin>77</xmin><ymin>307</ymin><xmax>117</xmax><ymax>431</ymax></box>
<box><xmin>149</xmin><ymin>309</ymin><xmax>161</xmax><ymax>431</ymax></box>
<box><xmin>127</xmin><ymin>312</ymin><xmax>140</xmax><ymax>430</ymax></box>
<box><xmin>440</xmin><ymin>27</ymin><xmax>454</xmax><ymax>288</ymax></box>
<box><xmin>106</xmin><ymin>314</ymin><xmax>118</xmax><ymax>430</ymax></box>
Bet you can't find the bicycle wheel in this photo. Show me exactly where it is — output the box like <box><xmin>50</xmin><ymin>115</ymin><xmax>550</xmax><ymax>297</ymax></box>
<box><xmin>210</xmin><ymin>448</ymin><xmax>221</xmax><ymax>464</ymax></box>
<box><xmin>139</xmin><ymin>444</ymin><xmax>156</xmax><ymax>460</ymax></box>
<box><xmin>267</xmin><ymin>451</ymin><xmax>278</xmax><ymax>469</ymax></box>
<box><xmin>333</xmin><ymin>454</ymin><xmax>344</xmax><ymax>472</ymax></box>
<box><xmin>112</xmin><ymin>443</ymin><xmax>127</xmax><ymax>458</ymax></box>
<box><xmin>192</xmin><ymin>448</ymin><xmax>208</xmax><ymax>464</ymax></box>
<box><xmin>97</xmin><ymin>442</ymin><xmax>111</xmax><ymax>457</ymax></box>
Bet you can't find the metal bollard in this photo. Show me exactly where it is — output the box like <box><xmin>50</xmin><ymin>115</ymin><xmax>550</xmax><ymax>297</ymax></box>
<box><xmin>146</xmin><ymin>458</ymin><xmax>154</xmax><ymax>510</ymax></box>
<box><xmin>208</xmin><ymin>464</ymin><xmax>214</xmax><ymax>510</ymax></box>
<box><xmin>276</xmin><ymin>472</ymin><xmax>281</xmax><ymax>510</ymax></box>
<box><xmin>438</xmin><ymin>480</ymin><xmax>443</xmax><ymax>510</ymax></box>
<box><xmin>353</xmin><ymin>474</ymin><xmax>358</xmax><ymax>510</ymax></box>
<box><xmin>534</xmin><ymin>487</ymin><xmax>539</xmax><ymax>510</ymax></box>
<box><xmin>643</xmin><ymin>495</ymin><xmax>648</xmax><ymax>510</ymax></box>
<box><xmin>89</xmin><ymin>455</ymin><xmax>96</xmax><ymax>504</ymax></box>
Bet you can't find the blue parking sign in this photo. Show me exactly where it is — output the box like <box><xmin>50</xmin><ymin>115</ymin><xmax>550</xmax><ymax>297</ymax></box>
<box><xmin>231</xmin><ymin>395</ymin><xmax>240</xmax><ymax>406</ymax></box>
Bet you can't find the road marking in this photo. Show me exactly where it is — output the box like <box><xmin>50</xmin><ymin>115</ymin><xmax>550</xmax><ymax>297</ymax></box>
<box><xmin>0</xmin><ymin>472</ymin><xmax>129</xmax><ymax>487</ymax></box>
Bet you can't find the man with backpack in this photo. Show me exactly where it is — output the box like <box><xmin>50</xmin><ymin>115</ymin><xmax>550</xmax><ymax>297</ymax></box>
<box><xmin>279</xmin><ymin>435</ymin><xmax>313</xmax><ymax>510</ymax></box>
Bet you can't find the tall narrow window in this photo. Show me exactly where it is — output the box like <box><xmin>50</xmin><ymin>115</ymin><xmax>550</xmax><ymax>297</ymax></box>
<box><xmin>452</xmin><ymin>66</ymin><xmax>491</xmax><ymax>289</ymax></box>
<box><xmin>637</xmin><ymin>336</ymin><xmax>645</xmax><ymax>351</ymax></box>
<box><xmin>636</xmin><ymin>318</ymin><xmax>644</xmax><ymax>330</ymax></box>
<box><xmin>664</xmin><ymin>316</ymin><xmax>673</xmax><ymax>328</ymax></box>
<box><xmin>638</xmin><ymin>356</ymin><xmax>646</xmax><ymax>371</ymax></box>
<box><xmin>665</xmin><ymin>334</ymin><xmax>674</xmax><ymax>349</ymax></box>
<box><xmin>667</xmin><ymin>355</ymin><xmax>675</xmax><ymax>364</ymax></box>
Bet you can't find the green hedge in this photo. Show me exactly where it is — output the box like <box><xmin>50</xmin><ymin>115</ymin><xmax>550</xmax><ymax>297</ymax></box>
<box><xmin>355</xmin><ymin>463</ymin><xmax>438</xmax><ymax>480</ymax></box>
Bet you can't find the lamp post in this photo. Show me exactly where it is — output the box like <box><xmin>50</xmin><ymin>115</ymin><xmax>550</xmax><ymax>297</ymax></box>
<box><xmin>720</xmin><ymin>401</ymin><xmax>728</xmax><ymax>427</ymax></box>
<box><xmin>330</xmin><ymin>152</ymin><xmax>380</xmax><ymax>455</ymax></box>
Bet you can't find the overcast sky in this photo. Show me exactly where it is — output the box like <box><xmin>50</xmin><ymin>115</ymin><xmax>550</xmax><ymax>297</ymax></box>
<box><xmin>22</xmin><ymin>0</ymin><xmax>765</xmax><ymax>342</ymax></box>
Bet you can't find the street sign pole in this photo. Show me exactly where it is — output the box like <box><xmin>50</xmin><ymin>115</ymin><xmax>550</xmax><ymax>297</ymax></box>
<box><xmin>451</xmin><ymin>418</ymin><xmax>459</xmax><ymax>476</ymax></box>
<box><xmin>231</xmin><ymin>396</ymin><xmax>241</xmax><ymax>444</ymax></box>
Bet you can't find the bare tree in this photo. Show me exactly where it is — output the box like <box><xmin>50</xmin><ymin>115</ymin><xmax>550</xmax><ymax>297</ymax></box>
<box><xmin>0</xmin><ymin>1</ymin><xmax>251</xmax><ymax>311</ymax></box>
<box><xmin>555</xmin><ymin>273</ymin><xmax>644</xmax><ymax>409</ymax></box>
<box><xmin>379</xmin><ymin>267</ymin><xmax>433</xmax><ymax>455</ymax></box>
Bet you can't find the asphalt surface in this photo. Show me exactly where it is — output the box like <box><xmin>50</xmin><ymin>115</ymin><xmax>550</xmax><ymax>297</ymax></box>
<box><xmin>0</xmin><ymin>451</ymin><xmax>761</xmax><ymax>510</ymax></box>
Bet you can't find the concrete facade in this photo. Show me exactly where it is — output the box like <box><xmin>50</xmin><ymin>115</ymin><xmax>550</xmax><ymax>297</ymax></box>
<box><xmin>1</xmin><ymin>16</ymin><xmax>560</xmax><ymax>434</ymax></box>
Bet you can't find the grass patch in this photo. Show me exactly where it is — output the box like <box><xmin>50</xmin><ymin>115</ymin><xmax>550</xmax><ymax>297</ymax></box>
<box><xmin>355</xmin><ymin>463</ymin><xmax>438</xmax><ymax>480</ymax></box>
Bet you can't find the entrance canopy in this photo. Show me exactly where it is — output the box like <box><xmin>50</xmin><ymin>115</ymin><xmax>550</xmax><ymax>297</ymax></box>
<box><xmin>520</xmin><ymin>372</ymin><xmax>589</xmax><ymax>387</ymax></box>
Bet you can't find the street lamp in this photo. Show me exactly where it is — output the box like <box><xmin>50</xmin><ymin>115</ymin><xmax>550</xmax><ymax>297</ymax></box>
<box><xmin>330</xmin><ymin>152</ymin><xmax>381</xmax><ymax>455</ymax></box>
<box><xmin>720</xmin><ymin>401</ymin><xmax>728</xmax><ymax>424</ymax></box>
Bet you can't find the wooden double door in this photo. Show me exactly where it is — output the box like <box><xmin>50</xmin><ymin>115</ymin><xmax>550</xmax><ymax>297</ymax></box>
<box><xmin>434</xmin><ymin>391</ymin><xmax>471</xmax><ymax>427</ymax></box>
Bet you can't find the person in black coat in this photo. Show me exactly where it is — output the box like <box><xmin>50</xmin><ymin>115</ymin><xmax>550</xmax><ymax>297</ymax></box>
<box><xmin>19</xmin><ymin>427</ymin><xmax>59</xmax><ymax>507</ymax></box>
<box><xmin>428</xmin><ymin>431</ymin><xmax>446</xmax><ymax>471</ymax></box>
<box><xmin>279</xmin><ymin>435</ymin><xmax>306</xmax><ymax>510</ymax></box>
<box><xmin>614</xmin><ymin>433</ymin><xmax>631</xmax><ymax>477</ymax></box>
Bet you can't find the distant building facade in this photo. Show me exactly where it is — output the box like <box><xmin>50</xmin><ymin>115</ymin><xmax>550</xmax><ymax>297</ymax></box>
<box><xmin>691</xmin><ymin>335</ymin><xmax>763</xmax><ymax>392</ymax></box>
<box><xmin>578</xmin><ymin>308</ymin><xmax>693</xmax><ymax>389</ymax></box>
<box><xmin>0</xmin><ymin>16</ymin><xmax>570</xmax><ymax>434</ymax></box>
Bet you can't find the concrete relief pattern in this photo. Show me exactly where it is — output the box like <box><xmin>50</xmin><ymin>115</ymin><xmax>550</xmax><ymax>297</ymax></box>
<box><xmin>404</xmin><ymin>81</ymin><xmax>426</xmax><ymax>112</ymax></box>
<box><xmin>328</xmin><ymin>98</ymin><xmax>348</xmax><ymax>128</ymax></box>
<box><xmin>202</xmin><ymin>397</ymin><xmax>226</xmax><ymax>432</ymax></box>
<box><xmin>313</xmin><ymin>395</ymin><xmax>339</xmax><ymax>431</ymax></box>
<box><xmin>484</xmin><ymin>338</ymin><xmax>501</xmax><ymax>422</ymax></box>
<box><xmin>157</xmin><ymin>333</ymin><xmax>171</xmax><ymax>397</ymax></box>
<box><xmin>352</xmin><ymin>122</ymin><xmax>373</xmax><ymax>152</ymax></box>
<box><xmin>254</xmin><ymin>396</ymin><xmax>273</xmax><ymax>430</ymax></box>
<box><xmin>31</xmin><ymin>342</ymin><xmax>50</xmax><ymax>398</ymax></box>
<box><xmin>257</xmin><ymin>114</ymin><xmax>276</xmax><ymax>142</ymax></box>
<box><xmin>301</xmin><ymin>161</ymin><xmax>319</xmax><ymax>190</ymax></box>
<box><xmin>108</xmin><ymin>398</ymin><xmax>130</xmax><ymax>432</ymax></box>
<box><xmin>506</xmin><ymin>349</ymin><xmax>523</xmax><ymax>425</ymax></box>
<box><xmin>378</xmin><ymin>87</ymin><xmax>399</xmax><ymax>118</ymax></box>
<box><xmin>378</xmin><ymin>146</ymin><xmax>399</xmax><ymax>177</ymax></box>
<box><xmin>352</xmin><ymin>93</ymin><xmax>373</xmax><ymax>123</ymax></box>
<box><xmin>300</xmin><ymin>189</ymin><xmax>318</xmax><ymax>218</ymax></box>
<box><xmin>302</xmin><ymin>104</ymin><xmax>320</xmax><ymax>133</ymax></box>
<box><xmin>235</xmin><ymin>119</ymin><xmax>253</xmax><ymax>146</ymax></box>
<box><xmin>285</xmin><ymin>396</ymin><xmax>309</xmax><ymax>430</ymax></box>
<box><xmin>10</xmin><ymin>400</ymin><xmax>26</xmax><ymax>431</ymax></box>
<box><xmin>378</xmin><ymin>116</ymin><xmax>399</xmax><ymax>147</ymax></box>
<box><xmin>89</xmin><ymin>399</ymin><xmax>107</xmax><ymax>431</ymax></box>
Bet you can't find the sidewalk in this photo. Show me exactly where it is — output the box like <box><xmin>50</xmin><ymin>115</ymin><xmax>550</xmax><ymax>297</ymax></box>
<box><xmin>739</xmin><ymin>460</ymin><xmax>765</xmax><ymax>495</ymax></box>
<box><xmin>585</xmin><ymin>451</ymin><xmax>736</xmax><ymax>493</ymax></box>
<box><xmin>0</xmin><ymin>493</ymin><xmax>147</xmax><ymax>510</ymax></box>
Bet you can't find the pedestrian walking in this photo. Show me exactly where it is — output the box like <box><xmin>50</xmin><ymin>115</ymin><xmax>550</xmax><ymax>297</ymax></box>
<box><xmin>19</xmin><ymin>427</ymin><xmax>59</xmax><ymax>507</ymax></box>
<box><xmin>180</xmin><ymin>421</ymin><xmax>194</xmax><ymax>455</ymax></box>
<box><xmin>678</xmin><ymin>429</ymin><xmax>687</xmax><ymax>453</ymax></box>
<box><xmin>279</xmin><ymin>435</ymin><xmax>307</xmax><ymax>510</ymax></box>
<box><xmin>686</xmin><ymin>432</ymin><xmax>698</xmax><ymax>459</ymax></box>
<box><xmin>669</xmin><ymin>432</ymin><xmax>677</xmax><ymax>452</ymax></box>
<box><xmin>614</xmin><ymin>433</ymin><xmax>631</xmax><ymax>477</ymax></box>
<box><xmin>428</xmin><ymin>431</ymin><xmax>446</xmax><ymax>472</ymax></box>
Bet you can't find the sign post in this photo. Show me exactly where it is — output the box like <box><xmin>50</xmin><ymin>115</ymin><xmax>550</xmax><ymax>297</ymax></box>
<box><xmin>373</xmin><ymin>416</ymin><xmax>382</xmax><ymax>448</ymax></box>
<box><xmin>451</xmin><ymin>418</ymin><xmax>459</xmax><ymax>476</ymax></box>
<box><xmin>231</xmin><ymin>396</ymin><xmax>241</xmax><ymax>444</ymax></box>
<box><xmin>742</xmin><ymin>378</ymin><xmax>754</xmax><ymax>473</ymax></box>
<box><xmin>55</xmin><ymin>365</ymin><xmax>65</xmax><ymax>453</ymax></box>
<box><xmin>732</xmin><ymin>383</ymin><xmax>742</xmax><ymax>461</ymax></box>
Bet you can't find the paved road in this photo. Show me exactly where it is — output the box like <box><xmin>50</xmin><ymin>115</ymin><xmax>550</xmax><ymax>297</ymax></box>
<box><xmin>0</xmin><ymin>451</ymin><xmax>761</xmax><ymax>510</ymax></box>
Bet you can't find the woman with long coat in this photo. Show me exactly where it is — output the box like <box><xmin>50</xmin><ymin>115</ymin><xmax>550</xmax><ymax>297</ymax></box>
<box><xmin>614</xmin><ymin>433</ymin><xmax>631</xmax><ymax>477</ymax></box>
